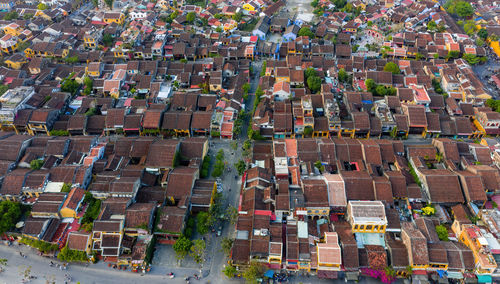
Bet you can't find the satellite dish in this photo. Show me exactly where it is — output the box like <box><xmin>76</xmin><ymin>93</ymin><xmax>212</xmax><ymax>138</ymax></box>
<box><xmin>16</xmin><ymin>221</ymin><xmax>25</xmax><ymax>229</ymax></box>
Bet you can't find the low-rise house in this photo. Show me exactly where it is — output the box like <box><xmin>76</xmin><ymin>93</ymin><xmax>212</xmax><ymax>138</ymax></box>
<box><xmin>66</xmin><ymin>231</ymin><xmax>92</xmax><ymax>255</ymax></box>
<box><xmin>347</xmin><ymin>201</ymin><xmax>387</xmax><ymax>233</ymax></box>
<box><xmin>124</xmin><ymin>203</ymin><xmax>156</xmax><ymax>236</ymax></box>
<box><xmin>92</xmin><ymin>219</ymin><xmax>124</xmax><ymax>258</ymax></box>
<box><xmin>59</xmin><ymin>187</ymin><xmax>85</xmax><ymax>218</ymax></box>
<box><xmin>401</xmin><ymin>222</ymin><xmax>429</xmax><ymax>271</ymax></box>
<box><xmin>31</xmin><ymin>192</ymin><xmax>66</xmax><ymax>219</ymax></box>
<box><xmin>22</xmin><ymin>217</ymin><xmax>61</xmax><ymax>242</ymax></box>
<box><xmin>316</xmin><ymin>231</ymin><xmax>342</xmax><ymax>277</ymax></box>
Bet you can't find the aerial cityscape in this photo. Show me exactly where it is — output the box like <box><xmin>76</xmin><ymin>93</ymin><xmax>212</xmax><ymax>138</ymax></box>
<box><xmin>0</xmin><ymin>0</ymin><xmax>500</xmax><ymax>283</ymax></box>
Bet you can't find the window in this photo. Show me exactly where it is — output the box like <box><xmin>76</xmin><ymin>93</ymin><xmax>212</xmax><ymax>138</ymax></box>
<box><xmin>366</xmin><ymin>225</ymin><xmax>373</xmax><ymax>230</ymax></box>
<box><xmin>354</xmin><ymin>225</ymin><xmax>358</xmax><ymax>230</ymax></box>
<box><xmin>373</xmin><ymin>225</ymin><xmax>378</xmax><ymax>231</ymax></box>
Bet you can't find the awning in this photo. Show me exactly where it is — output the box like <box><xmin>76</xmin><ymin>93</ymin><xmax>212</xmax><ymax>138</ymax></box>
<box><xmin>476</xmin><ymin>274</ymin><xmax>492</xmax><ymax>283</ymax></box>
<box><xmin>447</xmin><ymin>271</ymin><xmax>464</xmax><ymax>279</ymax></box>
<box><xmin>264</xmin><ymin>270</ymin><xmax>274</xmax><ymax>278</ymax></box>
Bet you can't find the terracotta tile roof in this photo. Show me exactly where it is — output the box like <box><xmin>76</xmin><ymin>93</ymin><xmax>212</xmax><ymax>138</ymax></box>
<box><xmin>157</xmin><ymin>205</ymin><xmax>187</xmax><ymax>234</ymax></box>
<box><xmin>105</xmin><ymin>108</ymin><xmax>125</xmax><ymax>128</ymax></box>
<box><xmin>428</xmin><ymin>242</ymin><xmax>448</xmax><ymax>264</ymax></box>
<box><xmin>125</xmin><ymin>203</ymin><xmax>155</xmax><ymax>229</ymax></box>
<box><xmin>456</xmin><ymin>170</ymin><xmax>487</xmax><ymax>202</ymax></box>
<box><xmin>145</xmin><ymin>139</ymin><xmax>179</xmax><ymax>168</ymax></box>
<box><xmin>190</xmin><ymin>111</ymin><xmax>212</xmax><ymax>130</ymax></box>
<box><xmin>123</xmin><ymin>114</ymin><xmax>142</xmax><ymax>130</ymax></box>
<box><xmin>180</xmin><ymin>137</ymin><xmax>207</xmax><ymax>160</ymax></box>
<box><xmin>420</xmin><ymin>169</ymin><xmax>464</xmax><ymax>203</ymax></box>
<box><xmin>302</xmin><ymin>179</ymin><xmax>329</xmax><ymax>208</ymax></box>
<box><xmin>61</xmin><ymin>187</ymin><xmax>84</xmax><ymax>211</ymax></box>
<box><xmin>130</xmin><ymin>137</ymin><xmax>154</xmax><ymax>158</ymax></box>
<box><xmin>161</xmin><ymin>111</ymin><xmax>192</xmax><ymax>130</ymax></box>
<box><xmin>415</xmin><ymin>218</ymin><xmax>439</xmax><ymax>243</ymax></box>
<box><xmin>142</xmin><ymin>110</ymin><xmax>163</xmax><ymax>129</ymax></box>
<box><xmin>0</xmin><ymin>168</ymin><xmax>29</xmax><ymax>195</ymax></box>
<box><xmin>386</xmin><ymin>236</ymin><xmax>409</xmax><ymax>268</ymax></box>
<box><xmin>165</xmin><ymin>167</ymin><xmax>197</xmax><ymax>200</ymax></box>
<box><xmin>66</xmin><ymin>231</ymin><xmax>90</xmax><ymax>251</ymax></box>
<box><xmin>341</xmin><ymin>171</ymin><xmax>374</xmax><ymax>200</ymax></box>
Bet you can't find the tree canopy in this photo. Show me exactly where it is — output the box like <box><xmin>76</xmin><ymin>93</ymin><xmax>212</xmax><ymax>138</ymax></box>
<box><xmin>0</xmin><ymin>201</ymin><xmax>22</xmax><ymax>234</ymax></box>
<box><xmin>173</xmin><ymin>236</ymin><xmax>192</xmax><ymax>260</ymax></box>
<box><xmin>298</xmin><ymin>27</ymin><xmax>314</xmax><ymax>38</ymax></box>
<box><xmin>243</xmin><ymin>261</ymin><xmax>265</xmax><ymax>284</ymax></box>
<box><xmin>189</xmin><ymin>239</ymin><xmax>206</xmax><ymax>263</ymax></box>
<box><xmin>445</xmin><ymin>0</ymin><xmax>474</xmax><ymax>18</ymax></box>
<box><xmin>307</xmin><ymin>76</ymin><xmax>321</xmax><ymax>93</ymax></box>
<box><xmin>186</xmin><ymin>12</ymin><xmax>196</xmax><ymax>23</ymax></box>
<box><xmin>383</xmin><ymin>62</ymin><xmax>400</xmax><ymax>74</ymax></box>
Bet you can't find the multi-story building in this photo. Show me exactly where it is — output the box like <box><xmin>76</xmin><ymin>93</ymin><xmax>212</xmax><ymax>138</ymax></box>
<box><xmin>456</xmin><ymin>224</ymin><xmax>497</xmax><ymax>275</ymax></box>
<box><xmin>347</xmin><ymin>201</ymin><xmax>387</xmax><ymax>233</ymax></box>
<box><xmin>0</xmin><ymin>87</ymin><xmax>36</xmax><ymax>127</ymax></box>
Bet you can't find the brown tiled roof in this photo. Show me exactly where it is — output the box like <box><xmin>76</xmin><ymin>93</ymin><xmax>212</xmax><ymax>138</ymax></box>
<box><xmin>428</xmin><ymin>242</ymin><xmax>448</xmax><ymax>264</ymax></box>
<box><xmin>157</xmin><ymin>205</ymin><xmax>187</xmax><ymax>234</ymax></box>
<box><xmin>142</xmin><ymin>110</ymin><xmax>163</xmax><ymax>129</ymax></box>
<box><xmin>50</xmin><ymin>165</ymin><xmax>78</xmax><ymax>183</ymax></box>
<box><xmin>125</xmin><ymin>203</ymin><xmax>155</xmax><ymax>229</ymax></box>
<box><xmin>386</xmin><ymin>236</ymin><xmax>409</xmax><ymax>268</ymax></box>
<box><xmin>145</xmin><ymin>139</ymin><xmax>179</xmax><ymax>168</ymax></box>
<box><xmin>415</xmin><ymin>218</ymin><xmax>439</xmax><ymax>243</ymax></box>
<box><xmin>61</xmin><ymin>187</ymin><xmax>84</xmax><ymax>211</ymax></box>
<box><xmin>302</xmin><ymin>179</ymin><xmax>329</xmax><ymax>208</ymax></box>
<box><xmin>109</xmin><ymin>177</ymin><xmax>139</xmax><ymax>194</ymax></box>
<box><xmin>130</xmin><ymin>137</ymin><xmax>154</xmax><ymax>158</ymax></box>
<box><xmin>456</xmin><ymin>170</ymin><xmax>486</xmax><ymax>202</ymax></box>
<box><xmin>190</xmin><ymin>111</ymin><xmax>212</xmax><ymax>130</ymax></box>
<box><xmin>105</xmin><ymin>108</ymin><xmax>125</xmax><ymax>128</ymax></box>
<box><xmin>420</xmin><ymin>169</ymin><xmax>464</xmax><ymax>203</ymax></box>
<box><xmin>161</xmin><ymin>111</ymin><xmax>192</xmax><ymax>130</ymax></box>
<box><xmin>466</xmin><ymin>165</ymin><xmax>500</xmax><ymax>192</ymax></box>
<box><xmin>373</xmin><ymin>176</ymin><xmax>393</xmax><ymax>203</ymax></box>
<box><xmin>86</xmin><ymin>115</ymin><xmax>105</xmax><ymax>133</ymax></box>
<box><xmin>403</xmin><ymin>104</ymin><xmax>427</xmax><ymax>127</ymax></box>
<box><xmin>341</xmin><ymin>171</ymin><xmax>374</xmax><ymax>200</ymax></box>
<box><xmin>232</xmin><ymin>239</ymin><xmax>251</xmax><ymax>264</ymax></box>
<box><xmin>67</xmin><ymin>114</ymin><xmax>87</xmax><ymax>131</ymax></box>
<box><xmin>93</xmin><ymin>220</ymin><xmax>122</xmax><ymax>232</ymax></box>
<box><xmin>0</xmin><ymin>168</ymin><xmax>29</xmax><ymax>195</ymax></box>
<box><xmin>401</xmin><ymin>222</ymin><xmax>429</xmax><ymax>266</ymax></box>
<box><xmin>124</xmin><ymin>114</ymin><xmax>143</xmax><ymax>130</ymax></box>
<box><xmin>165</xmin><ymin>167</ymin><xmax>197</xmax><ymax>199</ymax></box>
<box><xmin>180</xmin><ymin>137</ymin><xmax>207</xmax><ymax>160</ymax></box>
<box><xmin>66</xmin><ymin>231</ymin><xmax>90</xmax><ymax>251</ymax></box>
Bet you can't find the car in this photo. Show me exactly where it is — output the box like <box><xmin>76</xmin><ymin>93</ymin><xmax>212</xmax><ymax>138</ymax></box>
<box><xmin>216</xmin><ymin>228</ymin><xmax>222</xmax><ymax>236</ymax></box>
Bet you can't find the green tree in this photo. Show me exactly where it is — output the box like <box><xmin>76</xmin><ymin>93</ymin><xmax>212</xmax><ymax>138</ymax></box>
<box><xmin>304</xmin><ymin>67</ymin><xmax>316</xmax><ymax>79</ymax></box>
<box><xmin>234</xmin><ymin>160</ymin><xmax>246</xmax><ymax>176</ymax></box>
<box><xmin>189</xmin><ymin>239</ymin><xmax>206</xmax><ymax>264</ymax></box>
<box><xmin>61</xmin><ymin>183</ymin><xmax>72</xmax><ymax>193</ymax></box>
<box><xmin>376</xmin><ymin>85</ymin><xmax>388</xmax><ymax>96</ymax></box>
<box><xmin>104</xmin><ymin>0</ymin><xmax>114</xmax><ymax>9</ymax></box>
<box><xmin>215</xmin><ymin>26</ymin><xmax>222</xmax><ymax>33</ymax></box>
<box><xmin>30</xmin><ymin>159</ymin><xmax>44</xmax><ymax>170</ymax></box>
<box><xmin>61</xmin><ymin>73</ymin><xmax>80</xmax><ymax>95</ymax></box>
<box><xmin>314</xmin><ymin>161</ymin><xmax>325</xmax><ymax>172</ymax></box>
<box><xmin>0</xmin><ymin>201</ymin><xmax>22</xmax><ymax>234</ymax></box>
<box><xmin>478</xmin><ymin>28</ymin><xmax>489</xmax><ymax>40</ymax></box>
<box><xmin>260</xmin><ymin>60</ymin><xmax>267</xmax><ymax>76</ymax></box>
<box><xmin>23</xmin><ymin>13</ymin><xmax>34</xmax><ymax>20</ymax></box>
<box><xmin>365</xmin><ymin>78</ymin><xmax>376</xmax><ymax>92</ymax></box>
<box><xmin>476</xmin><ymin>38</ymin><xmax>485</xmax><ymax>47</ymax></box>
<box><xmin>383</xmin><ymin>62</ymin><xmax>400</xmax><ymax>74</ymax></box>
<box><xmin>303</xmin><ymin>126</ymin><xmax>313</xmax><ymax>137</ymax></box>
<box><xmin>447</xmin><ymin>50</ymin><xmax>460</xmax><ymax>59</ymax></box>
<box><xmin>91</xmin><ymin>0</ymin><xmax>98</xmax><ymax>7</ymax></box>
<box><xmin>223</xmin><ymin>264</ymin><xmax>237</xmax><ymax>278</ymax></box>
<box><xmin>338</xmin><ymin>68</ymin><xmax>348</xmax><ymax>83</ymax></box>
<box><xmin>3</xmin><ymin>11</ymin><xmax>18</xmax><ymax>20</ymax></box>
<box><xmin>427</xmin><ymin>20</ymin><xmax>437</xmax><ymax>31</ymax></box>
<box><xmin>232</xmin><ymin>12</ymin><xmax>242</xmax><ymax>22</ymax></box>
<box><xmin>83</xmin><ymin>76</ymin><xmax>93</xmax><ymax>96</ymax></box>
<box><xmin>367</xmin><ymin>21</ymin><xmax>373</xmax><ymax>27</ymax></box>
<box><xmin>298</xmin><ymin>27</ymin><xmax>314</xmax><ymax>38</ymax></box>
<box><xmin>242</xmin><ymin>83</ymin><xmax>251</xmax><ymax>94</ymax></box>
<box><xmin>307</xmin><ymin>76</ymin><xmax>321</xmax><ymax>93</ymax></box>
<box><xmin>102</xmin><ymin>33</ymin><xmax>113</xmax><ymax>47</ymax></box>
<box><xmin>64</xmin><ymin>56</ymin><xmax>79</xmax><ymax>64</ymax></box>
<box><xmin>435</xmin><ymin>225</ymin><xmax>449</xmax><ymax>241</ymax></box>
<box><xmin>243</xmin><ymin>261</ymin><xmax>265</xmax><ymax>284</ymax></box>
<box><xmin>463</xmin><ymin>20</ymin><xmax>477</xmax><ymax>36</ymax></box>
<box><xmin>463</xmin><ymin>53</ymin><xmax>480</xmax><ymax>65</ymax></box>
<box><xmin>196</xmin><ymin>211</ymin><xmax>210</xmax><ymax>235</ymax></box>
<box><xmin>225</xmin><ymin>205</ymin><xmax>239</xmax><ymax>225</ymax></box>
<box><xmin>220</xmin><ymin>237</ymin><xmax>234</xmax><ymax>257</ymax></box>
<box><xmin>186</xmin><ymin>12</ymin><xmax>196</xmax><ymax>23</ymax></box>
<box><xmin>173</xmin><ymin>236</ymin><xmax>192</xmax><ymax>260</ymax></box>
<box><xmin>332</xmin><ymin>0</ymin><xmax>347</xmax><ymax>9</ymax></box>
<box><xmin>37</xmin><ymin>3</ymin><xmax>48</xmax><ymax>10</ymax></box>
<box><xmin>455</xmin><ymin>1</ymin><xmax>474</xmax><ymax>18</ymax></box>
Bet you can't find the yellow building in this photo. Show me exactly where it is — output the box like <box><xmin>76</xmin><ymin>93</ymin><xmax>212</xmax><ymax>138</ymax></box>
<box><xmin>455</xmin><ymin>223</ymin><xmax>497</xmax><ymax>275</ymax></box>
<box><xmin>242</xmin><ymin>2</ymin><xmax>257</xmax><ymax>11</ymax></box>
<box><xmin>59</xmin><ymin>187</ymin><xmax>85</xmax><ymax>218</ymax></box>
<box><xmin>103</xmin><ymin>12</ymin><xmax>125</xmax><ymax>25</ymax></box>
<box><xmin>3</xmin><ymin>23</ymin><xmax>22</xmax><ymax>36</ymax></box>
<box><xmin>347</xmin><ymin>200</ymin><xmax>387</xmax><ymax>233</ymax></box>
